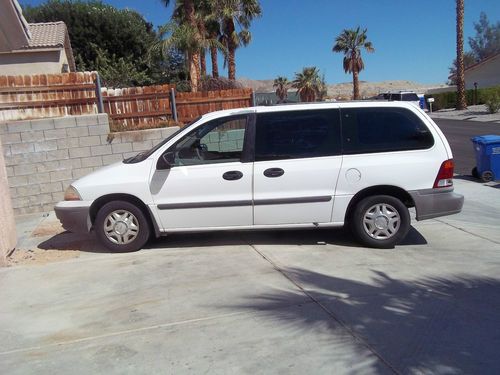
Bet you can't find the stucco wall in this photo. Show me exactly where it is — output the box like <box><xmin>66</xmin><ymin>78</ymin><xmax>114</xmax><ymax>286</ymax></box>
<box><xmin>465</xmin><ymin>55</ymin><xmax>500</xmax><ymax>90</ymax></box>
<box><xmin>0</xmin><ymin>49</ymin><xmax>69</xmax><ymax>75</ymax></box>
<box><xmin>1</xmin><ymin>114</ymin><xmax>179</xmax><ymax>215</ymax></box>
<box><xmin>0</xmin><ymin>139</ymin><xmax>17</xmax><ymax>265</ymax></box>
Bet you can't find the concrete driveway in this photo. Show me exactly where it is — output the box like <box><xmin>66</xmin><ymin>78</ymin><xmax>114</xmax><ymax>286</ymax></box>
<box><xmin>1</xmin><ymin>178</ymin><xmax>500</xmax><ymax>374</ymax></box>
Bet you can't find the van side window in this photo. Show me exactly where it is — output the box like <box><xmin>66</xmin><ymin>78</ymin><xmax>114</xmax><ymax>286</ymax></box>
<box><xmin>341</xmin><ymin>107</ymin><xmax>434</xmax><ymax>154</ymax></box>
<box><xmin>255</xmin><ymin>109</ymin><xmax>341</xmax><ymax>161</ymax></box>
<box><xmin>168</xmin><ymin>115</ymin><xmax>247</xmax><ymax>166</ymax></box>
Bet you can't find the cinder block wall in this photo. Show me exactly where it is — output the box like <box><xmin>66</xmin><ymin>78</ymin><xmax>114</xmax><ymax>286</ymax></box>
<box><xmin>0</xmin><ymin>114</ymin><xmax>179</xmax><ymax>215</ymax></box>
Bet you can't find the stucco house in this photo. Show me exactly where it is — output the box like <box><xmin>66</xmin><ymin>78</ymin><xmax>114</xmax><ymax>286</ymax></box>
<box><xmin>0</xmin><ymin>0</ymin><xmax>76</xmax><ymax>75</ymax></box>
<box><xmin>464</xmin><ymin>52</ymin><xmax>500</xmax><ymax>90</ymax></box>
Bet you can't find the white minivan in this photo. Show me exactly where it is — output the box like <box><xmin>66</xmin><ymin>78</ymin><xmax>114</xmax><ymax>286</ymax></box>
<box><xmin>55</xmin><ymin>102</ymin><xmax>464</xmax><ymax>251</ymax></box>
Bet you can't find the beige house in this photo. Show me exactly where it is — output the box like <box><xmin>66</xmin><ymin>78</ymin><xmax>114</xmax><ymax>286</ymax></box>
<box><xmin>465</xmin><ymin>52</ymin><xmax>500</xmax><ymax>90</ymax></box>
<box><xmin>0</xmin><ymin>0</ymin><xmax>75</xmax><ymax>75</ymax></box>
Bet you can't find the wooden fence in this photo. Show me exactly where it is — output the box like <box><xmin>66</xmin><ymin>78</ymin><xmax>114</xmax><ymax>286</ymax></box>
<box><xmin>0</xmin><ymin>72</ymin><xmax>253</xmax><ymax>130</ymax></box>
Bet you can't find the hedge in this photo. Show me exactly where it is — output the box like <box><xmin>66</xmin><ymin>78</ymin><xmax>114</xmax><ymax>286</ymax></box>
<box><xmin>424</xmin><ymin>85</ymin><xmax>500</xmax><ymax>111</ymax></box>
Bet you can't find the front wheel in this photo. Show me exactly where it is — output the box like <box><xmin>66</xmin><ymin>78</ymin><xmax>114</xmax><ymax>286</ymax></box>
<box><xmin>350</xmin><ymin>195</ymin><xmax>410</xmax><ymax>249</ymax></box>
<box><xmin>95</xmin><ymin>201</ymin><xmax>151</xmax><ymax>252</ymax></box>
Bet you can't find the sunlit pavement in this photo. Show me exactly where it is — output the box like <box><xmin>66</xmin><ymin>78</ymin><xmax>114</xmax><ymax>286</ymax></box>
<box><xmin>1</xmin><ymin>178</ymin><xmax>499</xmax><ymax>374</ymax></box>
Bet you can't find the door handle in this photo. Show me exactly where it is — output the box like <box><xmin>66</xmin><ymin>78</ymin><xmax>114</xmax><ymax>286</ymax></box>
<box><xmin>263</xmin><ymin>168</ymin><xmax>285</xmax><ymax>178</ymax></box>
<box><xmin>223</xmin><ymin>171</ymin><xmax>243</xmax><ymax>181</ymax></box>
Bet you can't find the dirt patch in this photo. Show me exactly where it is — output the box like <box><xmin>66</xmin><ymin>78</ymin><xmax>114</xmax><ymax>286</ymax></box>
<box><xmin>31</xmin><ymin>220</ymin><xmax>64</xmax><ymax>237</ymax></box>
<box><xmin>7</xmin><ymin>248</ymin><xmax>80</xmax><ymax>266</ymax></box>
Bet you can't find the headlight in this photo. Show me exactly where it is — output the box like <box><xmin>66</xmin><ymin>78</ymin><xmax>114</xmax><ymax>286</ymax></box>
<box><xmin>64</xmin><ymin>185</ymin><xmax>82</xmax><ymax>201</ymax></box>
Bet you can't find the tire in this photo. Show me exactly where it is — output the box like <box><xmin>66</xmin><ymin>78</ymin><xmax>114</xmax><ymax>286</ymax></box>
<box><xmin>95</xmin><ymin>200</ymin><xmax>151</xmax><ymax>252</ymax></box>
<box><xmin>471</xmin><ymin>166</ymin><xmax>479</xmax><ymax>179</ymax></box>
<box><xmin>350</xmin><ymin>195</ymin><xmax>410</xmax><ymax>249</ymax></box>
<box><xmin>481</xmin><ymin>170</ymin><xmax>494</xmax><ymax>183</ymax></box>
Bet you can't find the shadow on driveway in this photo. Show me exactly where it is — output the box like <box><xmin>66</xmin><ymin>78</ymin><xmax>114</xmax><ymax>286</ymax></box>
<box><xmin>37</xmin><ymin>226</ymin><xmax>427</xmax><ymax>253</ymax></box>
<box><xmin>223</xmin><ymin>268</ymin><xmax>500</xmax><ymax>374</ymax></box>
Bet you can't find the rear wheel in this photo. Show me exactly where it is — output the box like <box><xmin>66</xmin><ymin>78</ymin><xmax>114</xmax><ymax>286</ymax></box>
<box><xmin>95</xmin><ymin>201</ymin><xmax>150</xmax><ymax>252</ymax></box>
<box><xmin>481</xmin><ymin>170</ymin><xmax>494</xmax><ymax>183</ymax></box>
<box><xmin>350</xmin><ymin>195</ymin><xmax>410</xmax><ymax>249</ymax></box>
<box><xmin>471</xmin><ymin>166</ymin><xmax>479</xmax><ymax>179</ymax></box>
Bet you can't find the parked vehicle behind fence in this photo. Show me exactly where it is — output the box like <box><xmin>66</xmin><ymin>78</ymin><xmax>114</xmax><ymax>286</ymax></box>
<box><xmin>55</xmin><ymin>101</ymin><xmax>464</xmax><ymax>251</ymax></box>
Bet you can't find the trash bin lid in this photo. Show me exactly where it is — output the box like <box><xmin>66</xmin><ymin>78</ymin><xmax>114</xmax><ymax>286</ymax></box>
<box><xmin>471</xmin><ymin>135</ymin><xmax>500</xmax><ymax>144</ymax></box>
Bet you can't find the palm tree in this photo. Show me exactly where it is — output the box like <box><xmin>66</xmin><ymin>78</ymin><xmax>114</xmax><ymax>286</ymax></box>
<box><xmin>292</xmin><ymin>67</ymin><xmax>321</xmax><ymax>102</ymax></box>
<box><xmin>332</xmin><ymin>27</ymin><xmax>374</xmax><ymax>99</ymax></box>
<box><xmin>456</xmin><ymin>0</ymin><xmax>467</xmax><ymax>109</ymax></box>
<box><xmin>217</xmin><ymin>0</ymin><xmax>262</xmax><ymax>80</ymax></box>
<box><xmin>273</xmin><ymin>76</ymin><xmax>289</xmax><ymax>103</ymax></box>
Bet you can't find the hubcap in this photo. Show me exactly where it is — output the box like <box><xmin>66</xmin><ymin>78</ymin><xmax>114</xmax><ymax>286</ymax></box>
<box><xmin>104</xmin><ymin>210</ymin><xmax>139</xmax><ymax>245</ymax></box>
<box><xmin>363</xmin><ymin>203</ymin><xmax>400</xmax><ymax>240</ymax></box>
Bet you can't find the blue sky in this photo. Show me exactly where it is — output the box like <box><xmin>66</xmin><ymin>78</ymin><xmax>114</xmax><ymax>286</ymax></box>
<box><xmin>21</xmin><ymin>0</ymin><xmax>500</xmax><ymax>84</ymax></box>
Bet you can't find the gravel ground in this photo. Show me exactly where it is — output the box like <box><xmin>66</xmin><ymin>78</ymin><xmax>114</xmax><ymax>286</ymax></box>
<box><xmin>430</xmin><ymin>104</ymin><xmax>500</xmax><ymax>123</ymax></box>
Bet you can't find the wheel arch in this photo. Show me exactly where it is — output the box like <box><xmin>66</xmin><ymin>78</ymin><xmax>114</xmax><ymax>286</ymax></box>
<box><xmin>344</xmin><ymin>185</ymin><xmax>415</xmax><ymax>224</ymax></box>
<box><xmin>89</xmin><ymin>193</ymin><xmax>160</xmax><ymax>237</ymax></box>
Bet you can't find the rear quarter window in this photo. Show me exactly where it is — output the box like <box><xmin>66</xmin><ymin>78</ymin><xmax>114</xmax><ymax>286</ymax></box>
<box><xmin>341</xmin><ymin>107</ymin><xmax>434</xmax><ymax>154</ymax></box>
<box><xmin>402</xmin><ymin>93</ymin><xmax>419</xmax><ymax>101</ymax></box>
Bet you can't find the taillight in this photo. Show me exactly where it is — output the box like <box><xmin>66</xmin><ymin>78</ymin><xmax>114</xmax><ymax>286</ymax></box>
<box><xmin>433</xmin><ymin>159</ymin><xmax>454</xmax><ymax>188</ymax></box>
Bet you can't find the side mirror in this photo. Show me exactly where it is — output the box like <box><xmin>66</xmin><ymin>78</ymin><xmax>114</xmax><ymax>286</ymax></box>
<box><xmin>157</xmin><ymin>152</ymin><xmax>175</xmax><ymax>170</ymax></box>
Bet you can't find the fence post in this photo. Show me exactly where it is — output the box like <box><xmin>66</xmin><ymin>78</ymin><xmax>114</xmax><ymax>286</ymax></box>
<box><xmin>251</xmin><ymin>90</ymin><xmax>256</xmax><ymax>107</ymax></box>
<box><xmin>170</xmin><ymin>87</ymin><xmax>178</xmax><ymax>123</ymax></box>
<box><xmin>94</xmin><ymin>72</ymin><xmax>104</xmax><ymax>114</ymax></box>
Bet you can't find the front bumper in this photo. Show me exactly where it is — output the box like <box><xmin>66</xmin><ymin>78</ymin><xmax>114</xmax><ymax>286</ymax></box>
<box><xmin>409</xmin><ymin>187</ymin><xmax>464</xmax><ymax>221</ymax></box>
<box><xmin>54</xmin><ymin>201</ymin><xmax>92</xmax><ymax>233</ymax></box>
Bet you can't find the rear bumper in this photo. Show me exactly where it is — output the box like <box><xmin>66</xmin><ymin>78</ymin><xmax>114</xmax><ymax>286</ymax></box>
<box><xmin>54</xmin><ymin>201</ymin><xmax>92</xmax><ymax>233</ymax></box>
<box><xmin>409</xmin><ymin>187</ymin><xmax>464</xmax><ymax>221</ymax></box>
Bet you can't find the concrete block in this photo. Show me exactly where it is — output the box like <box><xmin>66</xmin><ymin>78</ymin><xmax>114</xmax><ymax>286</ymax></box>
<box><xmin>56</xmin><ymin>137</ymin><xmax>80</xmax><ymax>149</ymax></box>
<box><xmin>16</xmin><ymin>185</ymin><xmax>41</xmax><ymax>197</ymax></box>
<box><xmin>14</xmin><ymin>163</ymin><xmax>37</xmax><ymax>176</ymax></box>
<box><xmin>5</xmin><ymin>166</ymin><xmax>14</xmax><ymax>177</ymax></box>
<box><xmin>72</xmin><ymin>167</ymin><xmax>94</xmax><ymax>179</ymax></box>
<box><xmin>102</xmin><ymin>154</ymin><xmax>124</xmax><ymax>165</ymax></box>
<box><xmin>11</xmin><ymin>196</ymin><xmax>30</xmax><ymax>209</ymax></box>
<box><xmin>31</xmin><ymin>118</ymin><xmax>55</xmax><ymax>131</ymax></box>
<box><xmin>42</xmin><ymin>203</ymin><xmax>56</xmax><ymax>212</ymax></box>
<box><xmin>59</xmin><ymin>158</ymin><xmax>82</xmax><ymax>170</ymax></box>
<box><xmin>46</xmin><ymin>149</ymin><xmax>69</xmax><ymax>162</ymax></box>
<box><xmin>34</xmin><ymin>140</ymin><xmax>58</xmax><ymax>152</ymax></box>
<box><xmin>44</xmin><ymin>128</ymin><xmax>68</xmax><ymax>140</ymax></box>
<box><xmin>54</xmin><ymin>117</ymin><xmax>77</xmax><ymax>129</ymax></box>
<box><xmin>66</xmin><ymin>126</ymin><xmax>89</xmax><ymax>138</ymax></box>
<box><xmin>132</xmin><ymin>140</ymin><xmax>153</xmax><ymax>152</ymax></box>
<box><xmin>91</xmin><ymin>144</ymin><xmax>112</xmax><ymax>156</ymax></box>
<box><xmin>89</xmin><ymin>125</ymin><xmax>109</xmax><ymax>136</ymax></box>
<box><xmin>50</xmin><ymin>169</ymin><xmax>73</xmax><ymax>182</ymax></box>
<box><xmin>76</xmin><ymin>115</ymin><xmax>98</xmax><ymax>126</ymax></box>
<box><xmin>20</xmin><ymin>130</ymin><xmax>46</xmax><ymax>143</ymax></box>
<box><xmin>97</xmin><ymin>113</ymin><xmax>110</xmax><ymax>125</ymax></box>
<box><xmin>0</xmin><ymin>123</ymin><xmax>6</xmax><ymax>134</ymax></box>
<box><xmin>112</xmin><ymin>142</ymin><xmax>132</xmax><ymax>154</ymax></box>
<box><xmin>51</xmin><ymin>192</ymin><xmax>65</xmax><ymax>202</ymax></box>
<box><xmin>1</xmin><ymin>132</ymin><xmax>21</xmax><ymax>145</ymax></box>
<box><xmin>10</xmin><ymin>143</ymin><xmax>34</xmax><ymax>155</ymax></box>
<box><xmin>7</xmin><ymin>120</ymin><xmax>31</xmax><ymax>132</ymax></box>
<box><xmin>69</xmin><ymin>147</ymin><xmax>91</xmax><ymax>159</ymax></box>
<box><xmin>61</xmin><ymin>179</ymin><xmax>73</xmax><ymax>190</ymax></box>
<box><xmin>100</xmin><ymin>134</ymin><xmax>112</xmax><ymax>145</ymax></box>
<box><xmin>9</xmin><ymin>187</ymin><xmax>16</xmax><ymax>197</ymax></box>
<box><xmin>36</xmin><ymin>161</ymin><xmax>60</xmax><ymax>173</ymax></box>
<box><xmin>28</xmin><ymin>172</ymin><xmax>50</xmax><ymax>184</ymax></box>
<box><xmin>79</xmin><ymin>136</ymin><xmax>101</xmax><ymax>147</ymax></box>
<box><xmin>40</xmin><ymin>181</ymin><xmax>63</xmax><ymax>194</ymax></box>
<box><xmin>81</xmin><ymin>156</ymin><xmax>103</xmax><ymax>168</ymax></box>
<box><xmin>123</xmin><ymin>151</ymin><xmax>138</xmax><ymax>159</ymax></box>
<box><xmin>162</xmin><ymin>127</ymin><xmax>180</xmax><ymax>139</ymax></box>
<box><xmin>9</xmin><ymin>175</ymin><xmax>29</xmax><ymax>187</ymax></box>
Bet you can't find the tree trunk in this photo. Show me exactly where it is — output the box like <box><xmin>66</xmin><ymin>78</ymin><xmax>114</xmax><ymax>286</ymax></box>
<box><xmin>200</xmin><ymin>49</ymin><xmax>207</xmax><ymax>77</ymax></box>
<box><xmin>210</xmin><ymin>45</ymin><xmax>219</xmax><ymax>78</ymax></box>
<box><xmin>352</xmin><ymin>69</ymin><xmax>360</xmax><ymax>100</ymax></box>
<box><xmin>184</xmin><ymin>0</ymin><xmax>199</xmax><ymax>92</ymax></box>
<box><xmin>226</xmin><ymin>20</ymin><xmax>237</xmax><ymax>80</ymax></box>
<box><xmin>456</xmin><ymin>0</ymin><xmax>467</xmax><ymax>110</ymax></box>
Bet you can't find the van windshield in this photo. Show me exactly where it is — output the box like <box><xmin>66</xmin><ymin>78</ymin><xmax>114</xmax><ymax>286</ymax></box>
<box><xmin>123</xmin><ymin>117</ymin><xmax>201</xmax><ymax>164</ymax></box>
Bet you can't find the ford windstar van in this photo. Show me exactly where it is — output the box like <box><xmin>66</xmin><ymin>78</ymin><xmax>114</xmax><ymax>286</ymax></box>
<box><xmin>55</xmin><ymin>102</ymin><xmax>464</xmax><ymax>251</ymax></box>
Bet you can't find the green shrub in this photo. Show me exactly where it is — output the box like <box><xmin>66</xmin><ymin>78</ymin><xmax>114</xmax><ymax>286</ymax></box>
<box><xmin>425</xmin><ymin>85</ymin><xmax>500</xmax><ymax>111</ymax></box>
<box><xmin>485</xmin><ymin>93</ymin><xmax>500</xmax><ymax>114</ymax></box>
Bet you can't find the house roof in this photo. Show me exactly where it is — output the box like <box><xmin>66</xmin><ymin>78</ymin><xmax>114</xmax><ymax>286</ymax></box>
<box><xmin>24</xmin><ymin>22</ymin><xmax>67</xmax><ymax>49</ymax></box>
<box><xmin>17</xmin><ymin>22</ymin><xmax>76</xmax><ymax>72</ymax></box>
<box><xmin>464</xmin><ymin>52</ymin><xmax>500</xmax><ymax>73</ymax></box>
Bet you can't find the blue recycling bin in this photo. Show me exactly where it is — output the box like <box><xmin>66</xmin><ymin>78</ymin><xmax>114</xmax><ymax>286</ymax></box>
<box><xmin>471</xmin><ymin>135</ymin><xmax>500</xmax><ymax>182</ymax></box>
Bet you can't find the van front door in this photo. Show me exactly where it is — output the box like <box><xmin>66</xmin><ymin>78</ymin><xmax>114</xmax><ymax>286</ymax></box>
<box><xmin>151</xmin><ymin>115</ymin><xmax>253</xmax><ymax>230</ymax></box>
<box><xmin>252</xmin><ymin>109</ymin><xmax>343</xmax><ymax>225</ymax></box>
